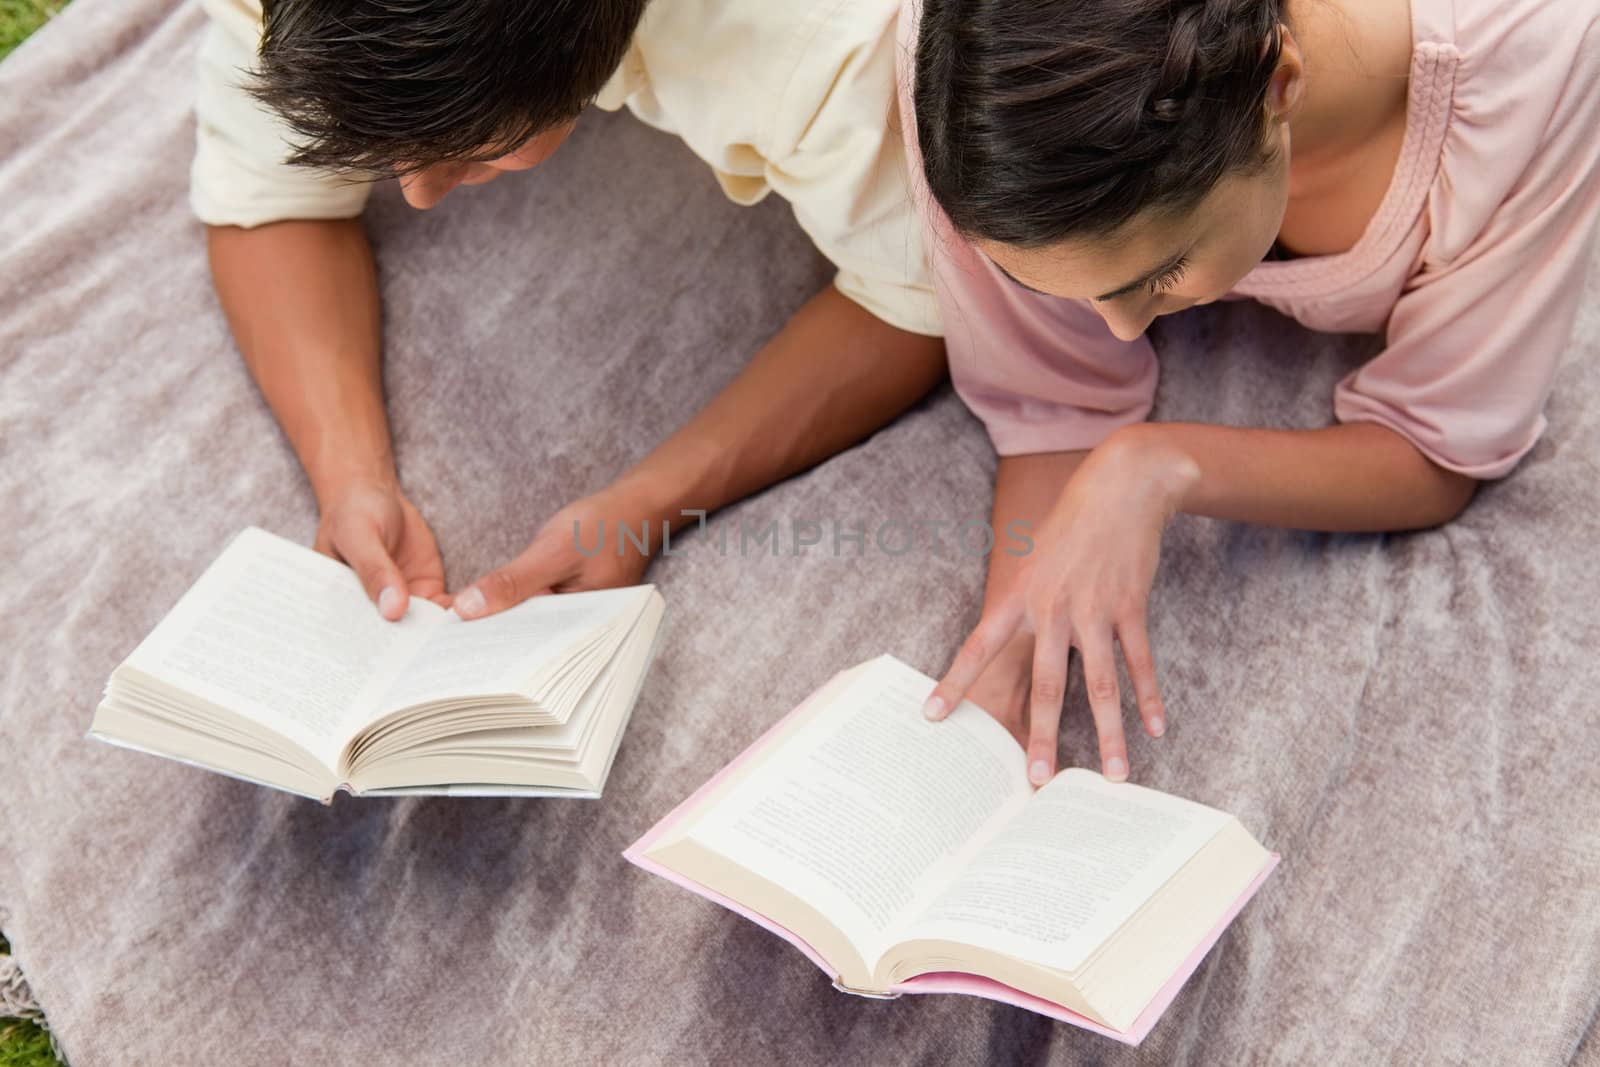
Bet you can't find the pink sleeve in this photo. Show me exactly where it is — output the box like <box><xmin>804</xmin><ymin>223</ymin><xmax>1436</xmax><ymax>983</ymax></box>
<box><xmin>896</xmin><ymin>0</ymin><xmax>1156</xmax><ymax>458</ymax></box>
<box><xmin>927</xmin><ymin>221</ymin><xmax>1159</xmax><ymax>457</ymax></box>
<box><xmin>1334</xmin><ymin>13</ymin><xmax>1600</xmax><ymax>480</ymax></box>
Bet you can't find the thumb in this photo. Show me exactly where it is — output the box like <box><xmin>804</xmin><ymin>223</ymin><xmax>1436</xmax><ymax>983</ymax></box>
<box><xmin>454</xmin><ymin>538</ymin><xmax>572</xmax><ymax>620</ymax></box>
<box><xmin>333</xmin><ymin>524</ymin><xmax>410</xmax><ymax>622</ymax></box>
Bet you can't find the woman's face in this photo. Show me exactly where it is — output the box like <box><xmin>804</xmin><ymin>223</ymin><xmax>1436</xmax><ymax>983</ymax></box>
<box><xmin>978</xmin><ymin>132</ymin><xmax>1292</xmax><ymax>342</ymax></box>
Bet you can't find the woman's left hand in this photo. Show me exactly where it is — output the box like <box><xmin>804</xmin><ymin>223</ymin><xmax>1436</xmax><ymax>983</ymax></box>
<box><xmin>924</xmin><ymin>426</ymin><xmax>1197</xmax><ymax>785</ymax></box>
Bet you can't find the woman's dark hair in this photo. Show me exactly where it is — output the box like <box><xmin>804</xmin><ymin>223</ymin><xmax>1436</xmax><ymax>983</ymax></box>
<box><xmin>915</xmin><ymin>0</ymin><xmax>1286</xmax><ymax>247</ymax></box>
<box><xmin>252</xmin><ymin>0</ymin><xmax>650</xmax><ymax>174</ymax></box>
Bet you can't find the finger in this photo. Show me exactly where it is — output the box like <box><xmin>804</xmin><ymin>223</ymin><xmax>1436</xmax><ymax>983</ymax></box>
<box><xmin>455</xmin><ymin>537</ymin><xmax>572</xmax><ymax>620</ymax></box>
<box><xmin>393</xmin><ymin>514</ymin><xmax>448</xmax><ymax>604</ymax></box>
<box><xmin>397</xmin><ymin>549</ymin><xmax>447</xmax><ymax>604</ymax></box>
<box><xmin>1116</xmin><ymin>614</ymin><xmax>1166</xmax><ymax>739</ymax></box>
<box><xmin>409</xmin><ymin>576</ymin><xmax>448</xmax><ymax>603</ymax></box>
<box><xmin>922</xmin><ymin>601</ymin><xmax>1024</xmax><ymax>722</ymax></box>
<box><xmin>1076</xmin><ymin>622</ymin><xmax>1129</xmax><ymax>782</ymax></box>
<box><xmin>1025</xmin><ymin>616</ymin><xmax>1071</xmax><ymax>787</ymax></box>
<box><xmin>963</xmin><ymin>632</ymin><xmax>1035</xmax><ymax>746</ymax></box>
<box><xmin>333</xmin><ymin>524</ymin><xmax>409</xmax><ymax>622</ymax></box>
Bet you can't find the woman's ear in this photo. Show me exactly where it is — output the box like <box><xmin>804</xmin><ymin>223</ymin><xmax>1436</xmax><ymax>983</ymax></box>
<box><xmin>1265</xmin><ymin>25</ymin><xmax>1306</xmax><ymax>121</ymax></box>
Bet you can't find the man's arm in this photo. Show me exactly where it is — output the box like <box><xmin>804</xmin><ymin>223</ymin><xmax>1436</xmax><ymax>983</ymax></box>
<box><xmin>208</xmin><ymin>220</ymin><xmax>446</xmax><ymax>617</ymax></box>
<box><xmin>208</xmin><ymin>220</ymin><xmax>389</xmax><ymax>501</ymax></box>
<box><xmin>613</xmin><ymin>285</ymin><xmax>946</xmax><ymax>530</ymax></box>
<box><xmin>454</xmin><ymin>285</ymin><xmax>947</xmax><ymax>617</ymax></box>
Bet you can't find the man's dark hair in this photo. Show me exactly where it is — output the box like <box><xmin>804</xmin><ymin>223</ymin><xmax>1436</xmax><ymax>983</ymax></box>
<box><xmin>252</xmin><ymin>0</ymin><xmax>651</xmax><ymax>175</ymax></box>
<box><xmin>915</xmin><ymin>0</ymin><xmax>1286</xmax><ymax>247</ymax></box>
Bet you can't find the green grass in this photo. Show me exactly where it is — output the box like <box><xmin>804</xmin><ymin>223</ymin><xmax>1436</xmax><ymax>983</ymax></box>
<box><xmin>0</xmin><ymin>0</ymin><xmax>66</xmax><ymax>62</ymax></box>
<box><xmin>4</xmin><ymin>1</ymin><xmax>81</xmax><ymax>1059</ymax></box>
<box><xmin>0</xmin><ymin>936</ymin><xmax>60</xmax><ymax>1067</ymax></box>
<box><xmin>3</xmin><ymin>0</ymin><xmax>75</xmax><ymax>1060</ymax></box>
<box><xmin>0</xmin><ymin>1021</ymin><xmax>56</xmax><ymax>1067</ymax></box>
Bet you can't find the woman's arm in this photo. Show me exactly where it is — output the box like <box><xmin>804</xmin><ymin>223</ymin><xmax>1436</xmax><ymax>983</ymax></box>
<box><xmin>925</xmin><ymin>417</ymin><xmax>1478</xmax><ymax>785</ymax></box>
<box><xmin>982</xmin><ymin>452</ymin><xmax>1088</xmax><ymax>602</ymax></box>
<box><xmin>921</xmin><ymin>452</ymin><xmax>1088</xmax><ymax>748</ymax></box>
<box><xmin>1119</xmin><ymin>419</ymin><xmax>1479</xmax><ymax>531</ymax></box>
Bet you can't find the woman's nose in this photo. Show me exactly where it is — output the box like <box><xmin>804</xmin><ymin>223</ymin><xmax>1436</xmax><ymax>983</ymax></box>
<box><xmin>1093</xmin><ymin>297</ymin><xmax>1158</xmax><ymax>342</ymax></box>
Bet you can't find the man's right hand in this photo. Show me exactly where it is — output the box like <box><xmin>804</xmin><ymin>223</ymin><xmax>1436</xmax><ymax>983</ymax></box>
<box><xmin>315</xmin><ymin>477</ymin><xmax>450</xmax><ymax>620</ymax></box>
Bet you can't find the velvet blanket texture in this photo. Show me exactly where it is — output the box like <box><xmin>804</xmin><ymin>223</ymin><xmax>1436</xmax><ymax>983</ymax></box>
<box><xmin>1</xmin><ymin>1</ymin><xmax>1597</xmax><ymax>1063</ymax></box>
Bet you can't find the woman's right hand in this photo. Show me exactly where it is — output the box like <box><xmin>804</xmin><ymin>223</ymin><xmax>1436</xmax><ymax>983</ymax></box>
<box><xmin>314</xmin><ymin>476</ymin><xmax>450</xmax><ymax>620</ymax></box>
<box><xmin>921</xmin><ymin>429</ymin><xmax>1184</xmax><ymax>786</ymax></box>
<box><xmin>953</xmin><ymin>630</ymin><xmax>1039</xmax><ymax>749</ymax></box>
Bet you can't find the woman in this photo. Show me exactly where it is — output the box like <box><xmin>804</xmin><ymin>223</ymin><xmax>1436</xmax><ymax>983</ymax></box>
<box><xmin>904</xmin><ymin>0</ymin><xmax>1600</xmax><ymax>784</ymax></box>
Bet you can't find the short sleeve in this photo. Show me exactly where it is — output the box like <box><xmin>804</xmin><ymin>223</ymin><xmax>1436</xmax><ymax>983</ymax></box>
<box><xmin>191</xmin><ymin>0</ymin><xmax>370</xmax><ymax>228</ymax></box>
<box><xmin>931</xmin><ymin>235</ymin><xmax>1159</xmax><ymax>455</ymax></box>
<box><xmin>891</xmin><ymin>0</ymin><xmax>1152</xmax><ymax>454</ymax></box>
<box><xmin>1334</xmin><ymin>14</ymin><xmax>1600</xmax><ymax>480</ymax></box>
<box><xmin>761</xmin><ymin>10</ymin><xmax>942</xmax><ymax>337</ymax></box>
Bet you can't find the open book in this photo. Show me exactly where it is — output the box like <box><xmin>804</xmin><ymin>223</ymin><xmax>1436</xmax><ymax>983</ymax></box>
<box><xmin>91</xmin><ymin>527</ymin><xmax>665</xmax><ymax>802</ymax></box>
<box><xmin>626</xmin><ymin>655</ymin><xmax>1277</xmax><ymax>1044</ymax></box>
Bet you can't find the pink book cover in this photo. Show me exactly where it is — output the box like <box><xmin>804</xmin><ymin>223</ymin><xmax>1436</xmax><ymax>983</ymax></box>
<box><xmin>623</xmin><ymin>667</ymin><xmax>1280</xmax><ymax>1046</ymax></box>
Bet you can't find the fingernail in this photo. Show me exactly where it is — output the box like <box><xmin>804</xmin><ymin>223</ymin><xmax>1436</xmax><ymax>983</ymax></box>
<box><xmin>378</xmin><ymin>586</ymin><xmax>404</xmax><ymax>619</ymax></box>
<box><xmin>1104</xmin><ymin>756</ymin><xmax>1128</xmax><ymax>781</ymax></box>
<box><xmin>1149</xmin><ymin>715</ymin><xmax>1166</xmax><ymax>737</ymax></box>
<box><xmin>922</xmin><ymin>696</ymin><xmax>946</xmax><ymax>721</ymax></box>
<box><xmin>1029</xmin><ymin>760</ymin><xmax>1051</xmax><ymax>786</ymax></box>
<box><xmin>456</xmin><ymin>587</ymin><xmax>486</xmax><ymax>619</ymax></box>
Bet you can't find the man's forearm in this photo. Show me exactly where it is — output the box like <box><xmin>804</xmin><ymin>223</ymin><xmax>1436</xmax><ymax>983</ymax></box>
<box><xmin>206</xmin><ymin>219</ymin><xmax>393</xmax><ymax>506</ymax></box>
<box><xmin>1117</xmin><ymin>420</ymin><xmax>1479</xmax><ymax>532</ymax></box>
<box><xmin>611</xmin><ymin>284</ymin><xmax>947</xmax><ymax>528</ymax></box>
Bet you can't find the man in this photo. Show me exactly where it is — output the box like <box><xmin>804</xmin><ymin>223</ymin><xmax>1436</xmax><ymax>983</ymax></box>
<box><xmin>196</xmin><ymin>0</ymin><xmax>946</xmax><ymax>620</ymax></box>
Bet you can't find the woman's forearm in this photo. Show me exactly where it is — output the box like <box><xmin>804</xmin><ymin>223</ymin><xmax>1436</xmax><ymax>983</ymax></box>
<box><xmin>206</xmin><ymin>219</ymin><xmax>393</xmax><ymax>507</ymax></box>
<box><xmin>1116</xmin><ymin>420</ymin><xmax>1479</xmax><ymax>532</ymax></box>
<box><xmin>985</xmin><ymin>451</ymin><xmax>1089</xmax><ymax>597</ymax></box>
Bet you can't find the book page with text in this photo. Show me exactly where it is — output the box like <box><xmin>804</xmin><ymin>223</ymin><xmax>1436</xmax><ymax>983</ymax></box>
<box><xmin>685</xmin><ymin>656</ymin><xmax>1033</xmax><ymax>970</ymax></box>
<box><xmin>368</xmin><ymin>586</ymin><xmax>647</xmax><ymax>717</ymax></box>
<box><xmin>122</xmin><ymin>528</ymin><xmax>441</xmax><ymax>767</ymax></box>
<box><xmin>899</xmin><ymin>769</ymin><xmax>1232</xmax><ymax>973</ymax></box>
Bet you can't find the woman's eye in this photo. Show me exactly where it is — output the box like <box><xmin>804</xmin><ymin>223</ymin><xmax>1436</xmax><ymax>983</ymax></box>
<box><xmin>1146</xmin><ymin>259</ymin><xmax>1190</xmax><ymax>295</ymax></box>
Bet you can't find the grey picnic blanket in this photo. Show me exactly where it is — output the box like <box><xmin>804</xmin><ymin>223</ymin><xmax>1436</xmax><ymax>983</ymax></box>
<box><xmin>1</xmin><ymin>0</ymin><xmax>1597</xmax><ymax>1063</ymax></box>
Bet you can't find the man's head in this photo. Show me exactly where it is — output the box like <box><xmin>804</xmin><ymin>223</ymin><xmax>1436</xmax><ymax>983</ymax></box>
<box><xmin>252</xmin><ymin>0</ymin><xmax>650</xmax><ymax>207</ymax></box>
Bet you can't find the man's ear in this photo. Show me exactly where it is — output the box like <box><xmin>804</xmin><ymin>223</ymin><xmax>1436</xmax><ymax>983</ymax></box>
<box><xmin>1264</xmin><ymin>25</ymin><xmax>1306</xmax><ymax>121</ymax></box>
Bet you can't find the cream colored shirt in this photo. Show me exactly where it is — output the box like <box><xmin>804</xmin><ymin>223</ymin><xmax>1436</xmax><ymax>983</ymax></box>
<box><xmin>190</xmin><ymin>0</ymin><xmax>941</xmax><ymax>336</ymax></box>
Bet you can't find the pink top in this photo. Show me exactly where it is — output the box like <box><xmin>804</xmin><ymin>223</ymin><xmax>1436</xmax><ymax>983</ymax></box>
<box><xmin>897</xmin><ymin>0</ymin><xmax>1600</xmax><ymax>479</ymax></box>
